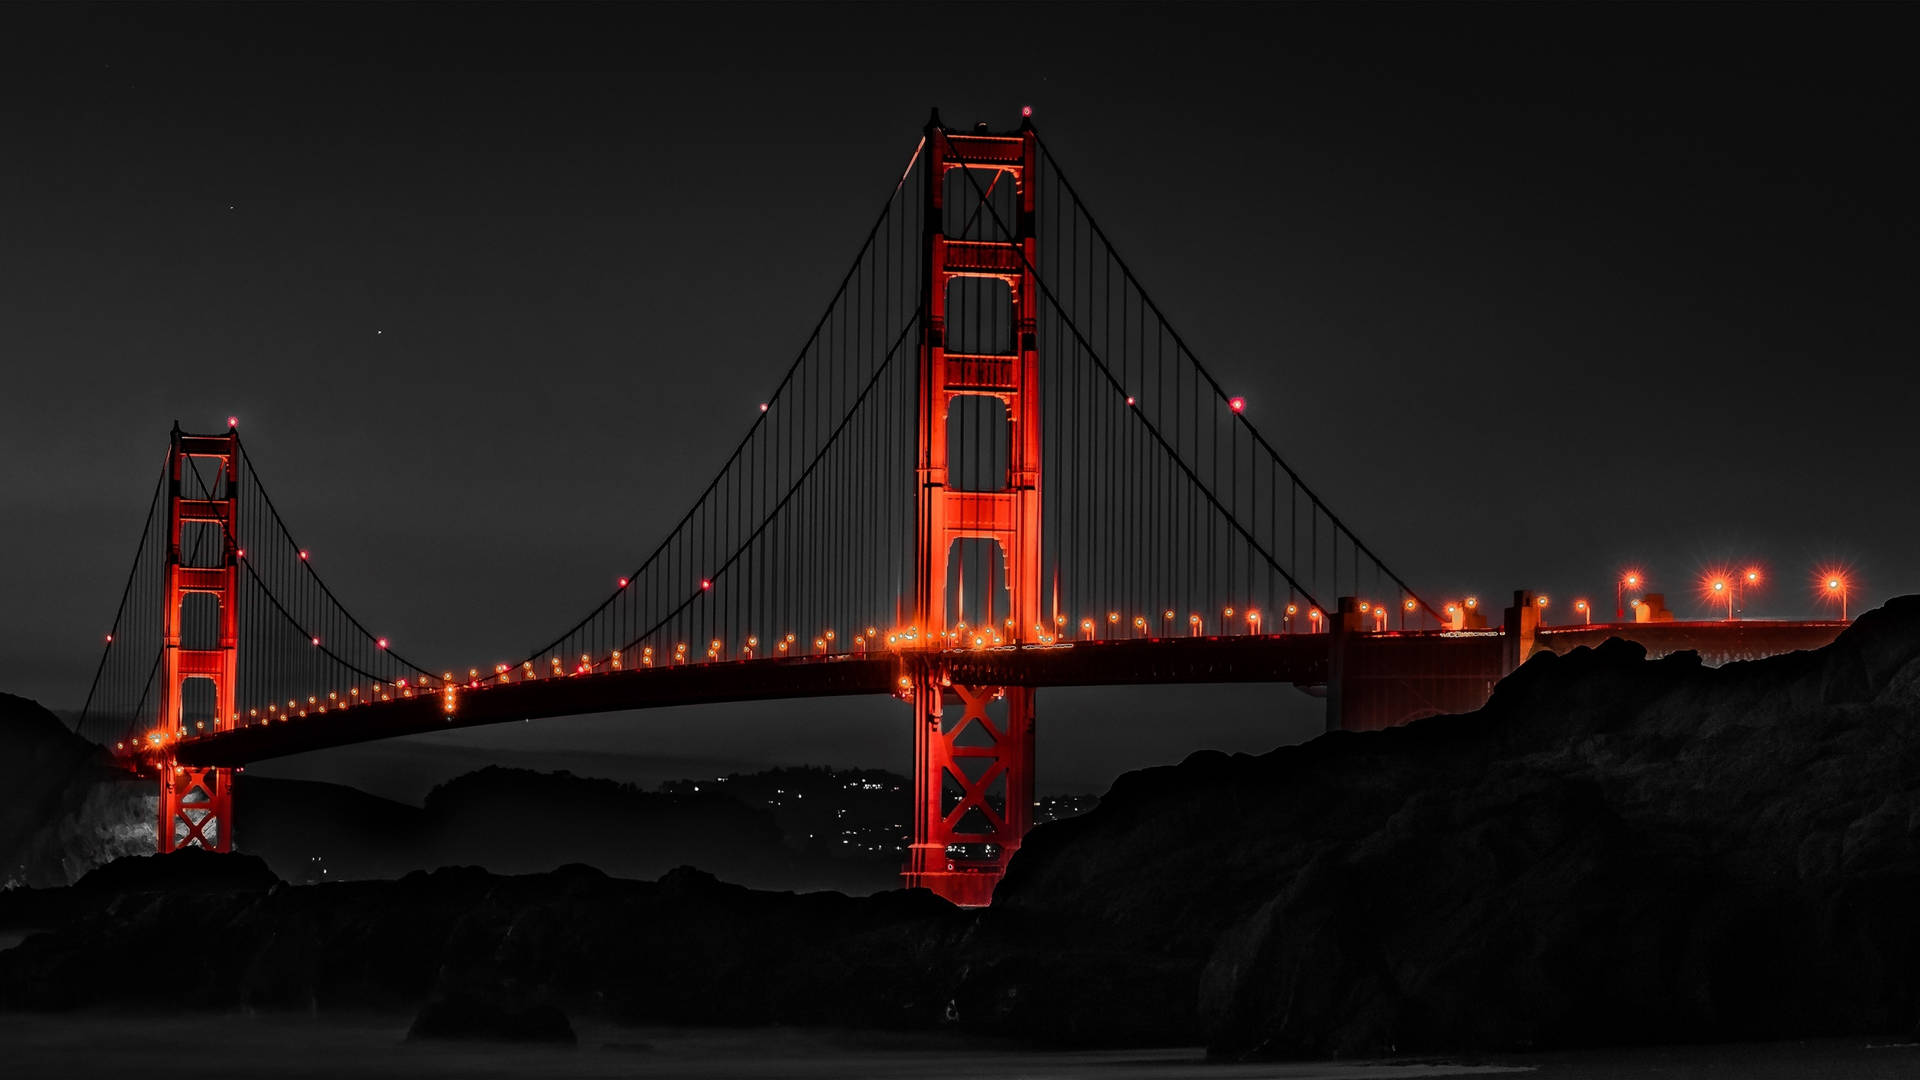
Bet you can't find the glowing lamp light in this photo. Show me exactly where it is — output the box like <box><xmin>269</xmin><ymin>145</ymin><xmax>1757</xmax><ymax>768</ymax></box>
<box><xmin>618</xmin><ymin>577</ymin><xmax>629</xmax><ymax>588</ymax></box>
<box><xmin>1126</xmin><ymin>395</ymin><xmax>1136</xmax><ymax>406</ymax></box>
<box><xmin>105</xmin><ymin>634</ymin><xmax>112</xmax><ymax>643</ymax></box>
<box><xmin>759</xmin><ymin>403</ymin><xmax>769</xmax><ymax>412</ymax></box>
<box><xmin>700</xmin><ymin>578</ymin><xmax>712</xmax><ymax>590</ymax></box>
<box><xmin>1228</xmin><ymin>396</ymin><xmax>1245</xmax><ymax>413</ymax></box>
<box><xmin>311</xmin><ymin>636</ymin><xmax>320</xmax><ymax>646</ymax></box>
<box><xmin>1822</xmin><ymin>571</ymin><xmax>1851</xmax><ymax>621</ymax></box>
<box><xmin>227</xmin><ymin>416</ymin><xmax>238</xmax><ymax>428</ymax></box>
<box><xmin>1021</xmin><ymin>105</ymin><xmax>1033</xmax><ymax>118</ymax></box>
<box><xmin>376</xmin><ymin>637</ymin><xmax>388</xmax><ymax>649</ymax></box>
<box><xmin>299</xmin><ymin>550</ymin><xmax>309</xmax><ymax>560</ymax></box>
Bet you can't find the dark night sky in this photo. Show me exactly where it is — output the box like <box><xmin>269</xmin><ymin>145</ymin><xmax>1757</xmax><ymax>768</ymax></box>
<box><xmin>3</xmin><ymin>4</ymin><xmax>1913</xmax><ymax>800</ymax></box>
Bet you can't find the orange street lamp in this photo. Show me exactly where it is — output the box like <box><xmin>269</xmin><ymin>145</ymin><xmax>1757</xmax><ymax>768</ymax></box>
<box><xmin>1308</xmin><ymin>607</ymin><xmax>1322</xmax><ymax>633</ymax></box>
<box><xmin>1247</xmin><ymin>608</ymin><xmax>1261</xmax><ymax>634</ymax></box>
<box><xmin>1617</xmin><ymin>570</ymin><xmax>1643</xmax><ymax>619</ymax></box>
<box><xmin>1709</xmin><ymin>576</ymin><xmax>1732</xmax><ymax>620</ymax></box>
<box><xmin>1188</xmin><ymin>613</ymin><xmax>1201</xmax><ymax>636</ymax></box>
<box><xmin>1402</xmin><ymin>597</ymin><xmax>1415</xmax><ymax>630</ymax></box>
<box><xmin>1574</xmin><ymin>599</ymin><xmax>1590</xmax><ymax>624</ymax></box>
<box><xmin>1825</xmin><ymin>574</ymin><xmax>1849</xmax><ymax>621</ymax></box>
<box><xmin>1535</xmin><ymin>594</ymin><xmax>1550</xmax><ymax>624</ymax></box>
<box><xmin>1285</xmin><ymin>603</ymin><xmax>1298</xmax><ymax>632</ymax></box>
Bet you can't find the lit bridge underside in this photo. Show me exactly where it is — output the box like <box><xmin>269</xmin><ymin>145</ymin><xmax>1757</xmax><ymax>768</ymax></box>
<box><xmin>168</xmin><ymin>615</ymin><xmax>1849</xmax><ymax>769</ymax></box>
<box><xmin>169</xmin><ymin>634</ymin><xmax>1335</xmax><ymax>769</ymax></box>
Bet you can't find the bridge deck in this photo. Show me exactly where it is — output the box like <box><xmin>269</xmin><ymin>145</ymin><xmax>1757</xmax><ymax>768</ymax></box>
<box><xmin>166</xmin><ymin>619</ymin><xmax>1850</xmax><ymax>768</ymax></box>
<box><xmin>172</xmin><ymin>633</ymin><xmax>1338</xmax><ymax>767</ymax></box>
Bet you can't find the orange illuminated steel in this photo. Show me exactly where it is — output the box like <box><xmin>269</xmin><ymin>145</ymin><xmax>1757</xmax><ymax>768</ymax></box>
<box><xmin>905</xmin><ymin>114</ymin><xmax>1041</xmax><ymax>905</ymax></box>
<box><xmin>157</xmin><ymin>423</ymin><xmax>240</xmax><ymax>853</ymax></box>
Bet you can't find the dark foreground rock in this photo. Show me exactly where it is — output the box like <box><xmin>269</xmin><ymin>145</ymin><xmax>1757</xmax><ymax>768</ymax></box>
<box><xmin>5</xmin><ymin>597</ymin><xmax>1920</xmax><ymax>1058</ymax></box>
<box><xmin>987</xmin><ymin>596</ymin><xmax>1920</xmax><ymax>1057</ymax></box>
<box><xmin>408</xmin><ymin>991</ymin><xmax>576</xmax><ymax>1044</ymax></box>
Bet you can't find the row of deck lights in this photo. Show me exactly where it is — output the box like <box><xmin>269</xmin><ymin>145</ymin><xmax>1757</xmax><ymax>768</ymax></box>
<box><xmin>142</xmin><ymin>561</ymin><xmax>1858</xmax><ymax>754</ymax></box>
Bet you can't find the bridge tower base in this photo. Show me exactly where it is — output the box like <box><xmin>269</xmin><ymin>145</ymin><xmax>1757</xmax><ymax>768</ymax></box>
<box><xmin>156</xmin><ymin>422</ymin><xmax>241</xmax><ymax>853</ymax></box>
<box><xmin>905</xmin><ymin>680</ymin><xmax>1035</xmax><ymax>907</ymax></box>
<box><xmin>903</xmin><ymin>114</ymin><xmax>1043</xmax><ymax>906</ymax></box>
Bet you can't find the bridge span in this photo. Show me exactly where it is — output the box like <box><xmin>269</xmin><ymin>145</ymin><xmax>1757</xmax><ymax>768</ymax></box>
<box><xmin>75</xmin><ymin>111</ymin><xmax>1855</xmax><ymax>905</ymax></box>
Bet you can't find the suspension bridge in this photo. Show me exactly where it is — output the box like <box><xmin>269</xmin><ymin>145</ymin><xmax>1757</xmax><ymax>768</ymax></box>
<box><xmin>74</xmin><ymin>112</ymin><xmax>1849</xmax><ymax>906</ymax></box>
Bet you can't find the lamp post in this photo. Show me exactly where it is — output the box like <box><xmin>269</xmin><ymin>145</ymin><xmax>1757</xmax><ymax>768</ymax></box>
<box><xmin>1710</xmin><ymin>577</ymin><xmax>1732</xmax><ymax>621</ymax></box>
<box><xmin>1827</xmin><ymin>575</ymin><xmax>1848</xmax><ymax>621</ymax></box>
<box><xmin>1617</xmin><ymin>571</ymin><xmax>1642</xmax><ymax>620</ymax></box>
<box><xmin>1535</xmin><ymin>594</ymin><xmax>1549</xmax><ymax>626</ymax></box>
<box><xmin>1574</xmin><ymin>599</ymin><xmax>1590</xmax><ymax>625</ymax></box>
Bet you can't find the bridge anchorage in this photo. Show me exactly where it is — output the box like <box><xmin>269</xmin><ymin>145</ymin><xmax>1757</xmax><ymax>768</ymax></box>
<box><xmin>74</xmin><ymin>111</ymin><xmax>1850</xmax><ymax>906</ymax></box>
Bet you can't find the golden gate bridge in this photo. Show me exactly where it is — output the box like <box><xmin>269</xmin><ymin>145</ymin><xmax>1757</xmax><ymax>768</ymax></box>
<box><xmin>74</xmin><ymin>112</ymin><xmax>1851</xmax><ymax>906</ymax></box>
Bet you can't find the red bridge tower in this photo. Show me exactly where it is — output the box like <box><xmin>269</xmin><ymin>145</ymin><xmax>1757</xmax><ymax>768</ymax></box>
<box><xmin>906</xmin><ymin>115</ymin><xmax>1042</xmax><ymax>906</ymax></box>
<box><xmin>156</xmin><ymin>422</ymin><xmax>241</xmax><ymax>852</ymax></box>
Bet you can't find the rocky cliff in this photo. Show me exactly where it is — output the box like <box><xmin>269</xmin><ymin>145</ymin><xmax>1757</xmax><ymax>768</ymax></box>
<box><xmin>986</xmin><ymin>595</ymin><xmax>1920</xmax><ymax>1055</ymax></box>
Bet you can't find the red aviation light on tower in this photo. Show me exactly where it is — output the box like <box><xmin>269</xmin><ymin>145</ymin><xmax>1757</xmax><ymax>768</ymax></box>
<box><xmin>227</xmin><ymin>416</ymin><xmax>238</xmax><ymax>429</ymax></box>
<box><xmin>1228</xmin><ymin>396</ymin><xmax>1246</xmax><ymax>413</ymax></box>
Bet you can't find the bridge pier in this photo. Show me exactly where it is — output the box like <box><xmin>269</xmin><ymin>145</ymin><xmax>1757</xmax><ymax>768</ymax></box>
<box><xmin>1325</xmin><ymin>595</ymin><xmax>1509</xmax><ymax>732</ymax></box>
<box><xmin>904</xmin><ymin>676</ymin><xmax>1035</xmax><ymax>906</ymax></box>
<box><xmin>159</xmin><ymin>764</ymin><xmax>234</xmax><ymax>852</ymax></box>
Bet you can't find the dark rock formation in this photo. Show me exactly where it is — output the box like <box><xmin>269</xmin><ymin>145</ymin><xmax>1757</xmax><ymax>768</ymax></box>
<box><xmin>986</xmin><ymin>596</ymin><xmax>1920</xmax><ymax>1057</ymax></box>
<box><xmin>407</xmin><ymin>991</ymin><xmax>576</xmax><ymax>1044</ymax></box>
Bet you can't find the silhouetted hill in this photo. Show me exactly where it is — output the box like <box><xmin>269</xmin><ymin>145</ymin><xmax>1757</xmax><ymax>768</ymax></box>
<box><xmin>417</xmin><ymin>765</ymin><xmax>793</xmax><ymax>886</ymax></box>
<box><xmin>0</xmin><ymin>693</ymin><xmax>148</xmax><ymax>887</ymax></box>
<box><xmin>9</xmin><ymin>598</ymin><xmax>1920</xmax><ymax>1058</ymax></box>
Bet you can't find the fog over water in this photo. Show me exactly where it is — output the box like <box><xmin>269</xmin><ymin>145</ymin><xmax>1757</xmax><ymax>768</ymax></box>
<box><xmin>5</xmin><ymin>1016</ymin><xmax>1920</xmax><ymax>1079</ymax></box>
